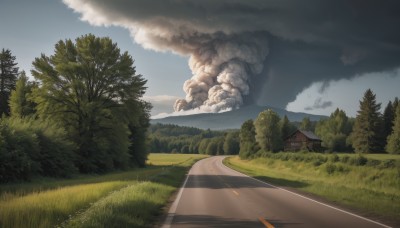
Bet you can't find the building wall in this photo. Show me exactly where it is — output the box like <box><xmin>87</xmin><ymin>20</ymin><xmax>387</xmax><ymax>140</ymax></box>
<box><xmin>284</xmin><ymin>131</ymin><xmax>321</xmax><ymax>152</ymax></box>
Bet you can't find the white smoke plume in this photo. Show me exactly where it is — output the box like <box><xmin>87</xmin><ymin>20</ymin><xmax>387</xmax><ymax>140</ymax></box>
<box><xmin>174</xmin><ymin>33</ymin><xmax>268</xmax><ymax>112</ymax></box>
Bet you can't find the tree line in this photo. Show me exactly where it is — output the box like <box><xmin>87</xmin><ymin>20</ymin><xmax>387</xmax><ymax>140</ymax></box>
<box><xmin>148</xmin><ymin>124</ymin><xmax>240</xmax><ymax>155</ymax></box>
<box><xmin>239</xmin><ymin>89</ymin><xmax>400</xmax><ymax>159</ymax></box>
<box><xmin>0</xmin><ymin>34</ymin><xmax>151</xmax><ymax>182</ymax></box>
<box><xmin>148</xmin><ymin>89</ymin><xmax>399</xmax><ymax>158</ymax></box>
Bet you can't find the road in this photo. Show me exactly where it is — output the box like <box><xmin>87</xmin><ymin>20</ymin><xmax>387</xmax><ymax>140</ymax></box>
<box><xmin>163</xmin><ymin>156</ymin><xmax>390</xmax><ymax>228</ymax></box>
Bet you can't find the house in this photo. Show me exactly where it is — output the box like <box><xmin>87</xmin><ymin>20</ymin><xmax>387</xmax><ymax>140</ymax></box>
<box><xmin>284</xmin><ymin>130</ymin><xmax>322</xmax><ymax>152</ymax></box>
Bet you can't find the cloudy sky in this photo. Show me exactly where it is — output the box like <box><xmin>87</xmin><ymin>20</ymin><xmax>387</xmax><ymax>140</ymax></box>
<box><xmin>1</xmin><ymin>0</ymin><xmax>399</xmax><ymax>117</ymax></box>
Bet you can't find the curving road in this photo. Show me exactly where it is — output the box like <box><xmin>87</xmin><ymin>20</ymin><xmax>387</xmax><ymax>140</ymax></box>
<box><xmin>162</xmin><ymin>156</ymin><xmax>390</xmax><ymax>228</ymax></box>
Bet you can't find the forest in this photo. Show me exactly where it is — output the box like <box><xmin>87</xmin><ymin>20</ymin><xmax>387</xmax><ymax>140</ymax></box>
<box><xmin>0</xmin><ymin>35</ymin><xmax>150</xmax><ymax>182</ymax></box>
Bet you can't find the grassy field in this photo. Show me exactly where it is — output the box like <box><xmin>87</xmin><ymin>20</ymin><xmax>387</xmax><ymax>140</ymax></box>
<box><xmin>0</xmin><ymin>153</ymin><xmax>207</xmax><ymax>228</ymax></box>
<box><xmin>224</xmin><ymin>153</ymin><xmax>400</xmax><ymax>221</ymax></box>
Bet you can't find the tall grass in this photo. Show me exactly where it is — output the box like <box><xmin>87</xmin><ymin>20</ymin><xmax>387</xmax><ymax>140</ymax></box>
<box><xmin>66</xmin><ymin>182</ymin><xmax>174</xmax><ymax>228</ymax></box>
<box><xmin>0</xmin><ymin>153</ymin><xmax>207</xmax><ymax>228</ymax></box>
<box><xmin>224</xmin><ymin>154</ymin><xmax>400</xmax><ymax>220</ymax></box>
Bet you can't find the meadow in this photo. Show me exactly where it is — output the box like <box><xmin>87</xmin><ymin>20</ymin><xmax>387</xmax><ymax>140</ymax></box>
<box><xmin>224</xmin><ymin>152</ymin><xmax>400</xmax><ymax>222</ymax></box>
<box><xmin>0</xmin><ymin>153</ymin><xmax>207</xmax><ymax>228</ymax></box>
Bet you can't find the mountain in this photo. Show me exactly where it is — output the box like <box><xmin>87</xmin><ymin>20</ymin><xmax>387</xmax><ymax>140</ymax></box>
<box><xmin>150</xmin><ymin>105</ymin><xmax>326</xmax><ymax>130</ymax></box>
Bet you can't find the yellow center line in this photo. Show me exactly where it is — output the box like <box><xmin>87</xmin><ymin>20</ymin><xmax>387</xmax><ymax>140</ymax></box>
<box><xmin>232</xmin><ymin>190</ymin><xmax>239</xmax><ymax>196</ymax></box>
<box><xmin>258</xmin><ymin>217</ymin><xmax>275</xmax><ymax>228</ymax></box>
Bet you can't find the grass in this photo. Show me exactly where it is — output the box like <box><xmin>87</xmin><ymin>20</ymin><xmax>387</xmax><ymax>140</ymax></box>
<box><xmin>224</xmin><ymin>153</ymin><xmax>400</xmax><ymax>221</ymax></box>
<box><xmin>0</xmin><ymin>153</ymin><xmax>207</xmax><ymax>228</ymax></box>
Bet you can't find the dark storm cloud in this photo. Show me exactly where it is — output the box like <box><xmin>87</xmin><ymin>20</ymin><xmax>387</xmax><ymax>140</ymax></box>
<box><xmin>64</xmin><ymin>0</ymin><xmax>400</xmax><ymax>111</ymax></box>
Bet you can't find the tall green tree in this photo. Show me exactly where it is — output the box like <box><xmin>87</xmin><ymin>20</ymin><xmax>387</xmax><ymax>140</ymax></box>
<box><xmin>0</xmin><ymin>48</ymin><xmax>19</xmax><ymax>116</ymax></box>
<box><xmin>9</xmin><ymin>71</ymin><xmax>37</xmax><ymax>117</ymax></box>
<box><xmin>223</xmin><ymin>131</ymin><xmax>240</xmax><ymax>155</ymax></box>
<box><xmin>386</xmin><ymin>105</ymin><xmax>400</xmax><ymax>154</ymax></box>
<box><xmin>315</xmin><ymin>108</ymin><xmax>353</xmax><ymax>152</ymax></box>
<box><xmin>254</xmin><ymin>109</ymin><xmax>282</xmax><ymax>152</ymax></box>
<box><xmin>279</xmin><ymin>115</ymin><xmax>294</xmax><ymax>140</ymax></box>
<box><xmin>383</xmin><ymin>101</ymin><xmax>395</xmax><ymax>142</ymax></box>
<box><xmin>351</xmin><ymin>89</ymin><xmax>382</xmax><ymax>153</ymax></box>
<box><xmin>31</xmin><ymin>34</ymin><xmax>150</xmax><ymax>172</ymax></box>
<box><xmin>239</xmin><ymin>119</ymin><xmax>256</xmax><ymax>159</ymax></box>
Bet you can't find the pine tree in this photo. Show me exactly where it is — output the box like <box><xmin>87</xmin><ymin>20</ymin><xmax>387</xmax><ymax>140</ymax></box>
<box><xmin>0</xmin><ymin>48</ymin><xmax>19</xmax><ymax>116</ymax></box>
<box><xmin>280</xmin><ymin>115</ymin><xmax>290</xmax><ymax>140</ymax></box>
<box><xmin>9</xmin><ymin>71</ymin><xmax>36</xmax><ymax>117</ymax></box>
<box><xmin>386</xmin><ymin>105</ymin><xmax>400</xmax><ymax>154</ymax></box>
<box><xmin>383</xmin><ymin>101</ymin><xmax>395</xmax><ymax>142</ymax></box>
<box><xmin>351</xmin><ymin>89</ymin><xmax>382</xmax><ymax>153</ymax></box>
<box><xmin>393</xmin><ymin>97</ymin><xmax>399</xmax><ymax>117</ymax></box>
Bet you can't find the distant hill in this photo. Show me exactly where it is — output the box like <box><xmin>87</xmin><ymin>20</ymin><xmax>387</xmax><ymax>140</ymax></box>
<box><xmin>151</xmin><ymin>105</ymin><xmax>326</xmax><ymax>130</ymax></box>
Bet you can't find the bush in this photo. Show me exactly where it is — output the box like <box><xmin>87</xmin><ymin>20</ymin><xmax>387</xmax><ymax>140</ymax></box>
<box><xmin>366</xmin><ymin>159</ymin><xmax>381</xmax><ymax>167</ymax></box>
<box><xmin>329</xmin><ymin>154</ymin><xmax>339</xmax><ymax>163</ymax></box>
<box><xmin>379</xmin><ymin>159</ymin><xmax>396</xmax><ymax>169</ymax></box>
<box><xmin>348</xmin><ymin>155</ymin><xmax>368</xmax><ymax>166</ymax></box>
<box><xmin>325</xmin><ymin>163</ymin><xmax>336</xmax><ymax>174</ymax></box>
<box><xmin>0</xmin><ymin>117</ymin><xmax>76</xmax><ymax>182</ymax></box>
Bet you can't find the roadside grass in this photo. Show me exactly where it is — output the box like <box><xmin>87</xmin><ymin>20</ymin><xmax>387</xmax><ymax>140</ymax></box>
<box><xmin>224</xmin><ymin>154</ymin><xmax>400</xmax><ymax>220</ymax></box>
<box><xmin>0</xmin><ymin>153</ymin><xmax>207</xmax><ymax>228</ymax></box>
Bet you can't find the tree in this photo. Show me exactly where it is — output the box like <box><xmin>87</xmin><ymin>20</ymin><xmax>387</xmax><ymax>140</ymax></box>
<box><xmin>315</xmin><ymin>108</ymin><xmax>353</xmax><ymax>152</ymax></box>
<box><xmin>300</xmin><ymin>117</ymin><xmax>313</xmax><ymax>131</ymax></box>
<box><xmin>9</xmin><ymin>71</ymin><xmax>37</xmax><ymax>117</ymax></box>
<box><xmin>351</xmin><ymin>89</ymin><xmax>382</xmax><ymax>153</ymax></box>
<box><xmin>0</xmin><ymin>48</ymin><xmax>19</xmax><ymax>116</ymax></box>
<box><xmin>280</xmin><ymin>115</ymin><xmax>296</xmax><ymax>140</ymax></box>
<box><xmin>31</xmin><ymin>34</ymin><xmax>150</xmax><ymax>172</ymax></box>
<box><xmin>254</xmin><ymin>109</ymin><xmax>282</xmax><ymax>152</ymax></box>
<box><xmin>239</xmin><ymin>119</ymin><xmax>256</xmax><ymax>159</ymax></box>
<box><xmin>383</xmin><ymin>101</ymin><xmax>395</xmax><ymax>143</ymax></box>
<box><xmin>386</xmin><ymin>105</ymin><xmax>400</xmax><ymax>154</ymax></box>
<box><xmin>223</xmin><ymin>131</ymin><xmax>240</xmax><ymax>155</ymax></box>
<box><xmin>393</xmin><ymin>97</ymin><xmax>399</xmax><ymax>115</ymax></box>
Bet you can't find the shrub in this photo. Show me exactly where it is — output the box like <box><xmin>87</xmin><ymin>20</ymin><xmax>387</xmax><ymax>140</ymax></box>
<box><xmin>329</xmin><ymin>154</ymin><xmax>339</xmax><ymax>163</ymax></box>
<box><xmin>325</xmin><ymin>163</ymin><xmax>336</xmax><ymax>174</ymax></box>
<box><xmin>348</xmin><ymin>155</ymin><xmax>368</xmax><ymax>166</ymax></box>
<box><xmin>366</xmin><ymin>159</ymin><xmax>381</xmax><ymax>167</ymax></box>
<box><xmin>0</xmin><ymin>117</ymin><xmax>76</xmax><ymax>182</ymax></box>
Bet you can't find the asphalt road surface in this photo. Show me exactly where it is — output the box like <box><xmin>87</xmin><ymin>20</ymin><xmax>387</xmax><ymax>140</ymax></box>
<box><xmin>162</xmin><ymin>156</ymin><xmax>391</xmax><ymax>228</ymax></box>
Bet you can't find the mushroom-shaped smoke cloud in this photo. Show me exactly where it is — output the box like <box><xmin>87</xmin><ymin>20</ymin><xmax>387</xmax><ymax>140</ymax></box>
<box><xmin>63</xmin><ymin>0</ymin><xmax>400</xmax><ymax>112</ymax></box>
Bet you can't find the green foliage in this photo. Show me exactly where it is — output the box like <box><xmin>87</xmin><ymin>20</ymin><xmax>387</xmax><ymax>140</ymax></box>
<box><xmin>383</xmin><ymin>101</ymin><xmax>395</xmax><ymax>141</ymax></box>
<box><xmin>315</xmin><ymin>108</ymin><xmax>353</xmax><ymax>152</ymax></box>
<box><xmin>30</xmin><ymin>34</ymin><xmax>149</xmax><ymax>172</ymax></box>
<box><xmin>9</xmin><ymin>71</ymin><xmax>36</xmax><ymax>118</ymax></box>
<box><xmin>147</xmin><ymin>124</ymin><xmax>228</xmax><ymax>154</ymax></box>
<box><xmin>386</xmin><ymin>105</ymin><xmax>400</xmax><ymax>154</ymax></box>
<box><xmin>300</xmin><ymin>117</ymin><xmax>313</xmax><ymax>131</ymax></box>
<box><xmin>239</xmin><ymin>119</ymin><xmax>257</xmax><ymax>159</ymax></box>
<box><xmin>254</xmin><ymin>109</ymin><xmax>282</xmax><ymax>152</ymax></box>
<box><xmin>0</xmin><ymin>117</ymin><xmax>76</xmax><ymax>182</ymax></box>
<box><xmin>0</xmin><ymin>48</ymin><xmax>19</xmax><ymax>116</ymax></box>
<box><xmin>351</xmin><ymin>89</ymin><xmax>383</xmax><ymax>153</ymax></box>
<box><xmin>223</xmin><ymin>131</ymin><xmax>240</xmax><ymax>155</ymax></box>
<box><xmin>279</xmin><ymin>115</ymin><xmax>295</xmax><ymax>139</ymax></box>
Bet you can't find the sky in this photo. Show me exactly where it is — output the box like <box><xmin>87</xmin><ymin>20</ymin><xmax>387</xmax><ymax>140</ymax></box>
<box><xmin>1</xmin><ymin>0</ymin><xmax>399</xmax><ymax>118</ymax></box>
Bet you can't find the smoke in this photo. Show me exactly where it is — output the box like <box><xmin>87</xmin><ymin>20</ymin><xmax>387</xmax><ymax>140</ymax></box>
<box><xmin>63</xmin><ymin>0</ymin><xmax>400</xmax><ymax>112</ymax></box>
<box><xmin>173</xmin><ymin>32</ymin><xmax>268</xmax><ymax>112</ymax></box>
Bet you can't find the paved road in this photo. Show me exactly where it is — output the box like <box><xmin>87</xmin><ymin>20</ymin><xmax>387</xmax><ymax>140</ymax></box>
<box><xmin>163</xmin><ymin>156</ymin><xmax>390</xmax><ymax>228</ymax></box>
